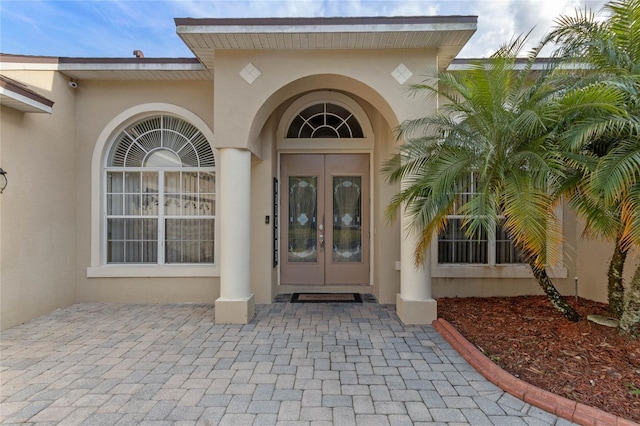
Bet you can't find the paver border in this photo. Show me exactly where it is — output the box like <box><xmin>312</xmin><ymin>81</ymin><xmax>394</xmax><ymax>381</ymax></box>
<box><xmin>432</xmin><ymin>318</ymin><xmax>638</xmax><ymax>426</ymax></box>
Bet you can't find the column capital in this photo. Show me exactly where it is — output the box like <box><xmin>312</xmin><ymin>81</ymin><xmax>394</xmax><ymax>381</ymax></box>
<box><xmin>214</xmin><ymin>143</ymin><xmax>261</xmax><ymax>158</ymax></box>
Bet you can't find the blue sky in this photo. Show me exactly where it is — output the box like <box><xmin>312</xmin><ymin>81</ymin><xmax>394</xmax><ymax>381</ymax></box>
<box><xmin>1</xmin><ymin>0</ymin><xmax>608</xmax><ymax>59</ymax></box>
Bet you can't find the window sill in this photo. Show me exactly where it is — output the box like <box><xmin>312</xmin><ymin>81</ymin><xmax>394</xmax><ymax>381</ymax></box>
<box><xmin>432</xmin><ymin>264</ymin><xmax>567</xmax><ymax>279</ymax></box>
<box><xmin>87</xmin><ymin>265</ymin><xmax>219</xmax><ymax>278</ymax></box>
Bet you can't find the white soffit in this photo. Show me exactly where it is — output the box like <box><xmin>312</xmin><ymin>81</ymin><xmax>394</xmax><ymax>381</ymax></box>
<box><xmin>176</xmin><ymin>16</ymin><xmax>477</xmax><ymax>69</ymax></box>
<box><xmin>57</xmin><ymin>59</ymin><xmax>214</xmax><ymax>80</ymax></box>
<box><xmin>0</xmin><ymin>75</ymin><xmax>53</xmax><ymax>113</ymax></box>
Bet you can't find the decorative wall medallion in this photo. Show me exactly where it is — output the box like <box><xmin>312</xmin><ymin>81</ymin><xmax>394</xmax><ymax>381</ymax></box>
<box><xmin>240</xmin><ymin>63</ymin><xmax>261</xmax><ymax>84</ymax></box>
<box><xmin>392</xmin><ymin>63</ymin><xmax>413</xmax><ymax>84</ymax></box>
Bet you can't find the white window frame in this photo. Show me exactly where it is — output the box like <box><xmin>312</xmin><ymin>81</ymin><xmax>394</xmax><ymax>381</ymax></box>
<box><xmin>105</xmin><ymin>168</ymin><xmax>215</xmax><ymax>265</ymax></box>
<box><xmin>286</xmin><ymin>101</ymin><xmax>365</xmax><ymax>139</ymax></box>
<box><xmin>431</xmin><ymin>176</ymin><xmax>567</xmax><ymax>279</ymax></box>
<box><xmin>87</xmin><ymin>104</ymin><xmax>219</xmax><ymax>278</ymax></box>
<box><xmin>277</xmin><ymin>91</ymin><xmax>374</xmax><ymax>151</ymax></box>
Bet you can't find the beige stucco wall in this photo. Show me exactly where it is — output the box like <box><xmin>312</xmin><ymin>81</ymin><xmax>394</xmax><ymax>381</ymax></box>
<box><xmin>0</xmin><ymin>70</ymin><xmax>78</xmax><ymax>330</ymax></box>
<box><xmin>576</xmin><ymin>220</ymin><xmax>640</xmax><ymax>304</ymax></box>
<box><xmin>211</xmin><ymin>48</ymin><xmax>437</xmax><ymax>155</ymax></box>
<box><xmin>74</xmin><ymin>79</ymin><xmax>220</xmax><ymax>304</ymax></box>
<box><xmin>368</xmin><ymin>100</ymin><xmax>402</xmax><ymax>304</ymax></box>
<box><xmin>250</xmin><ymin>114</ymin><xmax>278</xmax><ymax>304</ymax></box>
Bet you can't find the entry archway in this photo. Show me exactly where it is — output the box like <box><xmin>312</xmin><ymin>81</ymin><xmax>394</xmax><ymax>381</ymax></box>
<box><xmin>276</xmin><ymin>91</ymin><xmax>374</xmax><ymax>288</ymax></box>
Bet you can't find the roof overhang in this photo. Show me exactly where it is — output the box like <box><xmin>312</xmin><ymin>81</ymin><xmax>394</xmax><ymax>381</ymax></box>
<box><xmin>0</xmin><ymin>74</ymin><xmax>54</xmax><ymax>113</ymax></box>
<box><xmin>57</xmin><ymin>57</ymin><xmax>214</xmax><ymax>80</ymax></box>
<box><xmin>175</xmin><ymin>16</ymin><xmax>477</xmax><ymax>70</ymax></box>
<box><xmin>0</xmin><ymin>54</ymin><xmax>214</xmax><ymax>81</ymax></box>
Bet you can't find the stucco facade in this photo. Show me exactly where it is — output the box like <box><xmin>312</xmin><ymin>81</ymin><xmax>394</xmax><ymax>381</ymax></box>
<box><xmin>0</xmin><ymin>16</ymin><xmax>630</xmax><ymax>330</ymax></box>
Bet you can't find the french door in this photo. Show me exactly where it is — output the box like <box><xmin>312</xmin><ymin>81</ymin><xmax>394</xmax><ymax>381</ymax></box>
<box><xmin>280</xmin><ymin>154</ymin><xmax>370</xmax><ymax>285</ymax></box>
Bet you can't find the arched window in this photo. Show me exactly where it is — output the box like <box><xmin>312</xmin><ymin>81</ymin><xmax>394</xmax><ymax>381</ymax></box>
<box><xmin>286</xmin><ymin>102</ymin><xmax>364</xmax><ymax>138</ymax></box>
<box><xmin>105</xmin><ymin>115</ymin><xmax>215</xmax><ymax>264</ymax></box>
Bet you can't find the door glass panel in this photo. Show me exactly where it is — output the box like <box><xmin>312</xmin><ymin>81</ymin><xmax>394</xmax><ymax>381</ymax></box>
<box><xmin>332</xmin><ymin>176</ymin><xmax>362</xmax><ymax>262</ymax></box>
<box><xmin>288</xmin><ymin>177</ymin><xmax>317</xmax><ymax>262</ymax></box>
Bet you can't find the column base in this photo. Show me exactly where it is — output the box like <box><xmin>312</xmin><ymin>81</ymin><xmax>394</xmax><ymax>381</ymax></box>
<box><xmin>396</xmin><ymin>294</ymin><xmax>437</xmax><ymax>325</ymax></box>
<box><xmin>215</xmin><ymin>294</ymin><xmax>255</xmax><ymax>324</ymax></box>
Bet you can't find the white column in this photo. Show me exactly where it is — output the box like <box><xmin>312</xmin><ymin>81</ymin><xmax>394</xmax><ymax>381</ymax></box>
<box><xmin>396</xmin><ymin>189</ymin><xmax>437</xmax><ymax>325</ymax></box>
<box><xmin>400</xmin><ymin>211</ymin><xmax>430</xmax><ymax>300</ymax></box>
<box><xmin>215</xmin><ymin>148</ymin><xmax>255</xmax><ymax>323</ymax></box>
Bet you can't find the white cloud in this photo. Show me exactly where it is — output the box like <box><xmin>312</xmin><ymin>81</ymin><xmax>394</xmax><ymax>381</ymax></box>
<box><xmin>0</xmin><ymin>0</ymin><xmax>611</xmax><ymax>58</ymax></box>
<box><xmin>175</xmin><ymin>0</ymin><xmax>325</xmax><ymax>18</ymax></box>
<box><xmin>455</xmin><ymin>0</ymin><xmax>608</xmax><ymax>57</ymax></box>
<box><xmin>380</xmin><ymin>1</ymin><xmax>440</xmax><ymax>16</ymax></box>
<box><xmin>171</xmin><ymin>0</ymin><xmax>440</xmax><ymax>19</ymax></box>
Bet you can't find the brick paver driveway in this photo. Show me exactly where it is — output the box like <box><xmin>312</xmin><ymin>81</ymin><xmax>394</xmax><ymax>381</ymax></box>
<box><xmin>0</xmin><ymin>299</ymin><xmax>574</xmax><ymax>425</ymax></box>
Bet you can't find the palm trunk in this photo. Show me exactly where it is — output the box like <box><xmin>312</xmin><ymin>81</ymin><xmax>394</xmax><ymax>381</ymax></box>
<box><xmin>619</xmin><ymin>262</ymin><xmax>640</xmax><ymax>338</ymax></box>
<box><xmin>607</xmin><ymin>235</ymin><xmax>627</xmax><ymax>318</ymax></box>
<box><xmin>529</xmin><ymin>260</ymin><xmax>581</xmax><ymax>322</ymax></box>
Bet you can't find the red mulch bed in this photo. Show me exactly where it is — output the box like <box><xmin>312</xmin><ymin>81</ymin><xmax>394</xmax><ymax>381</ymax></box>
<box><xmin>437</xmin><ymin>296</ymin><xmax>640</xmax><ymax>423</ymax></box>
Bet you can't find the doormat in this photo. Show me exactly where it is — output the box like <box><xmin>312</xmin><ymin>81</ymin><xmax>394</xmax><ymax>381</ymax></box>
<box><xmin>290</xmin><ymin>293</ymin><xmax>362</xmax><ymax>303</ymax></box>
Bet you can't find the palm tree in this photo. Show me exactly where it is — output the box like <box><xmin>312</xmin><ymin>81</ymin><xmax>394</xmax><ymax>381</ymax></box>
<box><xmin>546</xmin><ymin>0</ymin><xmax>640</xmax><ymax>334</ymax></box>
<box><xmin>590</xmin><ymin>110</ymin><xmax>640</xmax><ymax>337</ymax></box>
<box><xmin>385</xmin><ymin>36</ymin><xmax>585</xmax><ymax>321</ymax></box>
<box><xmin>594</xmin><ymin>137</ymin><xmax>640</xmax><ymax>336</ymax></box>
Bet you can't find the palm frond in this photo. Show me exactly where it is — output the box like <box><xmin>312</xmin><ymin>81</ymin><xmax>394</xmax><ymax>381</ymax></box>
<box><xmin>593</xmin><ymin>139</ymin><xmax>640</xmax><ymax>202</ymax></box>
<box><xmin>620</xmin><ymin>183</ymin><xmax>640</xmax><ymax>248</ymax></box>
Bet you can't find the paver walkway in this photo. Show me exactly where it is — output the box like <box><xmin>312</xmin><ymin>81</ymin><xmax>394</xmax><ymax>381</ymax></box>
<box><xmin>0</xmin><ymin>299</ymin><xmax>575</xmax><ymax>425</ymax></box>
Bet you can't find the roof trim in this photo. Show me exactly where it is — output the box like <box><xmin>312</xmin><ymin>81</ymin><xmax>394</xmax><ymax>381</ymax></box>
<box><xmin>0</xmin><ymin>53</ymin><xmax>59</xmax><ymax>64</ymax></box>
<box><xmin>175</xmin><ymin>15</ymin><xmax>477</xmax><ymax>28</ymax></box>
<box><xmin>56</xmin><ymin>57</ymin><xmax>209</xmax><ymax>73</ymax></box>
<box><xmin>1</xmin><ymin>54</ymin><xmax>201</xmax><ymax>63</ymax></box>
<box><xmin>0</xmin><ymin>55</ymin><xmax>213</xmax><ymax>80</ymax></box>
<box><xmin>0</xmin><ymin>75</ymin><xmax>54</xmax><ymax>113</ymax></box>
<box><xmin>58</xmin><ymin>57</ymin><xmax>201</xmax><ymax>65</ymax></box>
<box><xmin>1</xmin><ymin>54</ymin><xmax>204</xmax><ymax>68</ymax></box>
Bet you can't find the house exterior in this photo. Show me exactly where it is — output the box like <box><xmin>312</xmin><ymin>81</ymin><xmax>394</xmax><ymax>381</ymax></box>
<box><xmin>0</xmin><ymin>16</ymin><xmax>622</xmax><ymax>330</ymax></box>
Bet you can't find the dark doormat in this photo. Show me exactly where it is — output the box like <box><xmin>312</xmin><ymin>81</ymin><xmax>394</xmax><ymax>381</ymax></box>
<box><xmin>290</xmin><ymin>293</ymin><xmax>363</xmax><ymax>303</ymax></box>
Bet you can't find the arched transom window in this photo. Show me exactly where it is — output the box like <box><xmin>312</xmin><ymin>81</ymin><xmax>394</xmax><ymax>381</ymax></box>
<box><xmin>105</xmin><ymin>115</ymin><xmax>215</xmax><ymax>264</ymax></box>
<box><xmin>287</xmin><ymin>102</ymin><xmax>364</xmax><ymax>138</ymax></box>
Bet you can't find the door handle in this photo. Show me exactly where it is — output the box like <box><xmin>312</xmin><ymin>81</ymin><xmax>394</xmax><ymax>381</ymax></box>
<box><xmin>318</xmin><ymin>217</ymin><xmax>324</xmax><ymax>249</ymax></box>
